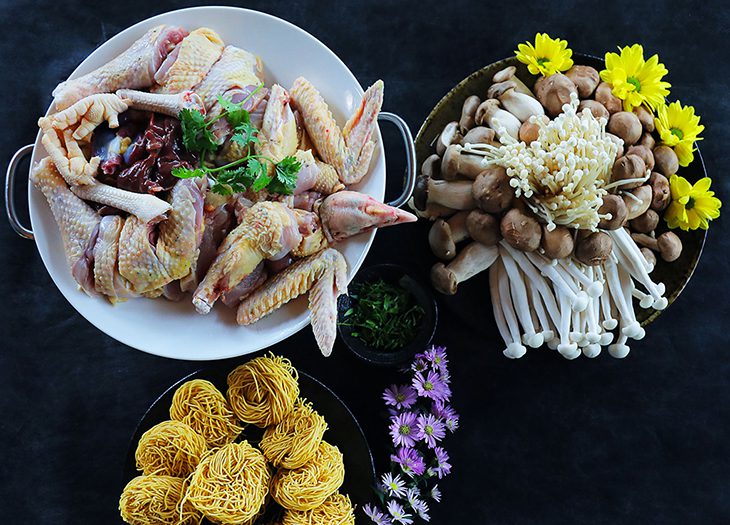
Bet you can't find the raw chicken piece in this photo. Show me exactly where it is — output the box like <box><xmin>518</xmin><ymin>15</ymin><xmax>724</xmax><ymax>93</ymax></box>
<box><xmin>290</xmin><ymin>78</ymin><xmax>384</xmax><ymax>185</ymax></box>
<box><xmin>193</xmin><ymin>202</ymin><xmax>302</xmax><ymax>314</ymax></box>
<box><xmin>116</xmin><ymin>89</ymin><xmax>205</xmax><ymax>117</ymax></box>
<box><xmin>153</xmin><ymin>28</ymin><xmax>224</xmax><ymax>94</ymax></box>
<box><xmin>118</xmin><ymin>216</ymin><xmax>171</xmax><ymax>294</ymax></box>
<box><xmin>236</xmin><ymin>248</ymin><xmax>348</xmax><ymax>356</ymax></box>
<box><xmin>30</xmin><ymin>158</ymin><xmax>100</xmax><ymax>294</ymax></box>
<box><xmin>39</xmin><ymin>93</ymin><xmax>129</xmax><ymax>186</ymax></box>
<box><xmin>292</xmin><ymin>149</ymin><xmax>343</xmax><ymax>195</ymax></box>
<box><xmin>93</xmin><ymin>215</ymin><xmax>136</xmax><ymax>303</ymax></box>
<box><xmin>70</xmin><ymin>181</ymin><xmax>171</xmax><ymax>223</ymax></box>
<box><xmin>52</xmin><ymin>25</ymin><xmax>188</xmax><ymax>110</ymax></box>
<box><xmin>254</xmin><ymin>84</ymin><xmax>298</xmax><ymax>174</ymax></box>
<box><xmin>194</xmin><ymin>45</ymin><xmax>264</xmax><ymax>111</ymax></box>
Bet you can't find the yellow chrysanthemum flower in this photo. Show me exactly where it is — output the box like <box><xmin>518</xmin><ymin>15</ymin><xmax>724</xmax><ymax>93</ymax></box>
<box><xmin>655</xmin><ymin>101</ymin><xmax>705</xmax><ymax>167</ymax></box>
<box><xmin>665</xmin><ymin>175</ymin><xmax>721</xmax><ymax>231</ymax></box>
<box><xmin>599</xmin><ymin>44</ymin><xmax>671</xmax><ymax>111</ymax></box>
<box><xmin>515</xmin><ymin>33</ymin><xmax>573</xmax><ymax>77</ymax></box>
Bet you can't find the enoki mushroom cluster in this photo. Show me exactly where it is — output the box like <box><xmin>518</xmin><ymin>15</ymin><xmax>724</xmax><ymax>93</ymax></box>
<box><xmin>120</xmin><ymin>354</ymin><xmax>353</xmax><ymax>525</ymax></box>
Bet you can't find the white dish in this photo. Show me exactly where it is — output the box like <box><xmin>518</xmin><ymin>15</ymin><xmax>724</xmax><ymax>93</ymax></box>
<box><xmin>25</xmin><ymin>7</ymin><xmax>387</xmax><ymax>360</ymax></box>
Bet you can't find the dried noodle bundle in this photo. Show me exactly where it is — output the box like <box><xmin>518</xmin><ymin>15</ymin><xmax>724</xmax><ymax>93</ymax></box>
<box><xmin>281</xmin><ymin>492</ymin><xmax>355</xmax><ymax>525</ymax></box>
<box><xmin>260</xmin><ymin>399</ymin><xmax>327</xmax><ymax>469</ymax></box>
<box><xmin>227</xmin><ymin>354</ymin><xmax>299</xmax><ymax>427</ymax></box>
<box><xmin>170</xmin><ymin>379</ymin><xmax>242</xmax><ymax>448</ymax></box>
<box><xmin>119</xmin><ymin>475</ymin><xmax>201</xmax><ymax>525</ymax></box>
<box><xmin>186</xmin><ymin>441</ymin><xmax>271</xmax><ymax>524</ymax></box>
<box><xmin>271</xmin><ymin>441</ymin><xmax>345</xmax><ymax>511</ymax></box>
<box><xmin>135</xmin><ymin>420</ymin><xmax>207</xmax><ymax>477</ymax></box>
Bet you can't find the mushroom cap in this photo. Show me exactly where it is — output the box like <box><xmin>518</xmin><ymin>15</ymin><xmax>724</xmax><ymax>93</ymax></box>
<box><xmin>578</xmin><ymin>100</ymin><xmax>609</xmax><ymax>121</ymax></box>
<box><xmin>611</xmin><ymin>154</ymin><xmax>646</xmax><ymax>189</ymax></box>
<box><xmin>657</xmin><ymin>231</ymin><xmax>682</xmax><ymax>262</ymax></box>
<box><xmin>500</xmin><ymin>208</ymin><xmax>541</xmax><ymax>252</ymax></box>
<box><xmin>626</xmin><ymin>145</ymin><xmax>655</xmax><ymax>172</ymax></box>
<box><xmin>436</xmin><ymin>121</ymin><xmax>461</xmax><ymax>156</ymax></box>
<box><xmin>540</xmin><ymin>224</ymin><xmax>574</xmax><ymax>259</ymax></box>
<box><xmin>466</xmin><ymin>210</ymin><xmax>500</xmax><ymax>246</ymax></box>
<box><xmin>428</xmin><ymin>219</ymin><xmax>457</xmax><ymax>260</ymax></box>
<box><xmin>430</xmin><ymin>263</ymin><xmax>458</xmax><ymax>295</ymax></box>
<box><xmin>475</xmin><ymin>99</ymin><xmax>501</xmax><ymax>126</ymax></box>
<box><xmin>649</xmin><ymin>172</ymin><xmax>671</xmax><ymax>211</ymax></box>
<box><xmin>641</xmin><ymin>247</ymin><xmax>657</xmax><ymax>269</ymax></box>
<box><xmin>421</xmin><ymin>153</ymin><xmax>441</xmax><ymax>179</ymax></box>
<box><xmin>653</xmin><ymin>145</ymin><xmax>679</xmax><ymax>176</ymax></box>
<box><xmin>595</xmin><ymin>82</ymin><xmax>623</xmax><ymax>114</ymax></box>
<box><xmin>639</xmin><ymin>132</ymin><xmax>656</xmax><ymax>150</ymax></box>
<box><xmin>623</xmin><ymin>185</ymin><xmax>652</xmax><ymax>220</ymax></box>
<box><xmin>459</xmin><ymin>95</ymin><xmax>481</xmax><ymax>133</ymax></box>
<box><xmin>413</xmin><ymin>174</ymin><xmax>429</xmax><ymax>210</ymax></box>
<box><xmin>534</xmin><ymin>73</ymin><xmax>578</xmax><ymax>117</ymax></box>
<box><xmin>493</xmin><ymin>65</ymin><xmax>517</xmax><ymax>83</ymax></box>
<box><xmin>487</xmin><ymin>80</ymin><xmax>517</xmax><ymax>99</ymax></box>
<box><xmin>575</xmin><ymin>231</ymin><xmax>613</xmax><ymax>266</ymax></box>
<box><xmin>633</xmin><ymin>105</ymin><xmax>655</xmax><ymax>132</ymax></box>
<box><xmin>519</xmin><ymin>120</ymin><xmax>540</xmax><ymax>144</ymax></box>
<box><xmin>608</xmin><ymin>111</ymin><xmax>643</xmax><ymax>146</ymax></box>
<box><xmin>598</xmin><ymin>194</ymin><xmax>628</xmax><ymax>230</ymax></box>
<box><xmin>472</xmin><ymin>167</ymin><xmax>514</xmax><ymax>213</ymax></box>
<box><xmin>461</xmin><ymin>126</ymin><xmax>495</xmax><ymax>145</ymax></box>
<box><xmin>630</xmin><ymin>209</ymin><xmax>659</xmax><ymax>234</ymax></box>
<box><xmin>565</xmin><ymin>65</ymin><xmax>600</xmax><ymax>98</ymax></box>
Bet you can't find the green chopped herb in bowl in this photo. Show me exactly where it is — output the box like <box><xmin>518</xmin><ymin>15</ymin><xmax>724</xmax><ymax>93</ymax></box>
<box><xmin>339</xmin><ymin>279</ymin><xmax>425</xmax><ymax>352</ymax></box>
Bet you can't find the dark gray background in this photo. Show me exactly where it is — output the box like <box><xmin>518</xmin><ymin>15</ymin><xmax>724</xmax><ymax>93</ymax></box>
<box><xmin>1</xmin><ymin>0</ymin><xmax>729</xmax><ymax>523</ymax></box>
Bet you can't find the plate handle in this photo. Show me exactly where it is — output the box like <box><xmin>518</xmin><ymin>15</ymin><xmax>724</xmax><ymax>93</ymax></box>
<box><xmin>5</xmin><ymin>144</ymin><xmax>34</xmax><ymax>240</ymax></box>
<box><xmin>378</xmin><ymin>112</ymin><xmax>416</xmax><ymax>208</ymax></box>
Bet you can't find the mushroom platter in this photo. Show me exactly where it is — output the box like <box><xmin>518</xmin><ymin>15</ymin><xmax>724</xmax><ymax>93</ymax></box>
<box><xmin>412</xmin><ymin>35</ymin><xmax>721</xmax><ymax>360</ymax></box>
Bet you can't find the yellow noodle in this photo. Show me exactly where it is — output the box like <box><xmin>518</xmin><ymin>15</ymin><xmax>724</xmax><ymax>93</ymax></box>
<box><xmin>227</xmin><ymin>354</ymin><xmax>299</xmax><ymax>427</ymax></box>
<box><xmin>260</xmin><ymin>399</ymin><xmax>328</xmax><ymax>469</ymax></box>
<box><xmin>170</xmin><ymin>379</ymin><xmax>243</xmax><ymax>448</ymax></box>
<box><xmin>281</xmin><ymin>493</ymin><xmax>355</xmax><ymax>525</ymax></box>
<box><xmin>186</xmin><ymin>441</ymin><xmax>271</xmax><ymax>524</ymax></box>
<box><xmin>271</xmin><ymin>441</ymin><xmax>345</xmax><ymax>511</ymax></box>
<box><xmin>119</xmin><ymin>475</ymin><xmax>201</xmax><ymax>525</ymax></box>
<box><xmin>135</xmin><ymin>420</ymin><xmax>207</xmax><ymax>478</ymax></box>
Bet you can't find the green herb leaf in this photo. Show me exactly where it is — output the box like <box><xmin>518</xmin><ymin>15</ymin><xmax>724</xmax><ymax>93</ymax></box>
<box><xmin>268</xmin><ymin>156</ymin><xmax>301</xmax><ymax>195</ymax></box>
<box><xmin>179</xmin><ymin>108</ymin><xmax>218</xmax><ymax>158</ymax></box>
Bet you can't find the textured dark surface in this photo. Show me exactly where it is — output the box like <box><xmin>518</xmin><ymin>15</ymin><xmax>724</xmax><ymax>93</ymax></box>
<box><xmin>1</xmin><ymin>1</ymin><xmax>729</xmax><ymax>523</ymax></box>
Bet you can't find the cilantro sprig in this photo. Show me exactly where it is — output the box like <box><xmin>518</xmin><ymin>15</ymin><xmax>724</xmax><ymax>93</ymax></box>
<box><xmin>175</xmin><ymin>85</ymin><xmax>300</xmax><ymax>196</ymax></box>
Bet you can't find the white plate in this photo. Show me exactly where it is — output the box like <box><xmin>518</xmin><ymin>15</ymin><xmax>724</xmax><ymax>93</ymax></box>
<box><xmin>28</xmin><ymin>7</ymin><xmax>385</xmax><ymax>360</ymax></box>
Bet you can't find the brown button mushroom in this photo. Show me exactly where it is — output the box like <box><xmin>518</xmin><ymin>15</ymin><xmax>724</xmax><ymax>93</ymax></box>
<box><xmin>611</xmin><ymin>154</ymin><xmax>647</xmax><ymax>189</ymax></box>
<box><xmin>518</xmin><ymin>120</ymin><xmax>540</xmax><ymax>144</ymax></box>
<box><xmin>633</xmin><ymin>105</ymin><xmax>655</xmax><ymax>132</ymax></box>
<box><xmin>608</xmin><ymin>111</ymin><xmax>643</xmax><ymax>146</ymax></box>
<box><xmin>461</xmin><ymin>126</ymin><xmax>495</xmax><ymax>146</ymax></box>
<box><xmin>459</xmin><ymin>95</ymin><xmax>481</xmax><ymax>134</ymax></box>
<box><xmin>598</xmin><ymin>194</ymin><xmax>629</xmax><ymax>230</ymax></box>
<box><xmin>578</xmin><ymin>100</ymin><xmax>609</xmax><ymax>121</ymax></box>
<box><xmin>500</xmin><ymin>208</ymin><xmax>542</xmax><ymax>252</ymax></box>
<box><xmin>430</xmin><ymin>242</ymin><xmax>499</xmax><ymax>295</ymax></box>
<box><xmin>653</xmin><ymin>145</ymin><xmax>679</xmax><ymax>176</ymax></box>
<box><xmin>632</xmin><ymin>232</ymin><xmax>683</xmax><ymax>262</ymax></box>
<box><xmin>540</xmin><ymin>225</ymin><xmax>574</xmax><ymax>259</ymax></box>
<box><xmin>641</xmin><ymin>247</ymin><xmax>657</xmax><ymax>269</ymax></box>
<box><xmin>575</xmin><ymin>231</ymin><xmax>613</xmax><ymax>266</ymax></box>
<box><xmin>649</xmin><ymin>172</ymin><xmax>671</xmax><ymax>211</ymax></box>
<box><xmin>421</xmin><ymin>154</ymin><xmax>441</xmax><ymax>179</ymax></box>
<box><xmin>466</xmin><ymin>210</ymin><xmax>500</xmax><ymax>246</ymax></box>
<box><xmin>639</xmin><ymin>132</ymin><xmax>656</xmax><ymax>150</ymax></box>
<box><xmin>595</xmin><ymin>82</ymin><xmax>622</xmax><ymax>114</ymax></box>
<box><xmin>626</xmin><ymin>145</ymin><xmax>655</xmax><ymax>172</ymax></box>
<box><xmin>436</xmin><ymin>122</ymin><xmax>462</xmax><ymax>156</ymax></box>
<box><xmin>441</xmin><ymin>144</ymin><xmax>486</xmax><ymax>180</ymax></box>
<box><xmin>428</xmin><ymin>211</ymin><xmax>470</xmax><ymax>260</ymax></box>
<box><xmin>565</xmin><ymin>65</ymin><xmax>600</xmax><ymax>98</ymax></box>
<box><xmin>534</xmin><ymin>73</ymin><xmax>578</xmax><ymax>117</ymax></box>
<box><xmin>623</xmin><ymin>185</ymin><xmax>652</xmax><ymax>220</ymax></box>
<box><xmin>630</xmin><ymin>209</ymin><xmax>659</xmax><ymax>233</ymax></box>
<box><xmin>472</xmin><ymin>167</ymin><xmax>514</xmax><ymax>213</ymax></box>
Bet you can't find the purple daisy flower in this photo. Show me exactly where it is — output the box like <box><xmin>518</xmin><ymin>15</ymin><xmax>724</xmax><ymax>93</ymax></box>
<box><xmin>417</xmin><ymin>414</ymin><xmax>446</xmax><ymax>449</ymax></box>
<box><xmin>383</xmin><ymin>384</ymin><xmax>418</xmax><ymax>410</ymax></box>
<box><xmin>429</xmin><ymin>484</ymin><xmax>442</xmax><ymax>502</ymax></box>
<box><xmin>387</xmin><ymin>501</ymin><xmax>413</xmax><ymax>525</ymax></box>
<box><xmin>391</xmin><ymin>447</ymin><xmax>426</xmax><ymax>477</ymax></box>
<box><xmin>389</xmin><ymin>411</ymin><xmax>420</xmax><ymax>448</ymax></box>
<box><xmin>433</xmin><ymin>446</ymin><xmax>452</xmax><ymax>478</ymax></box>
<box><xmin>405</xmin><ymin>487</ymin><xmax>431</xmax><ymax>522</ymax></box>
<box><xmin>413</xmin><ymin>370</ymin><xmax>451</xmax><ymax>402</ymax></box>
<box><xmin>410</xmin><ymin>355</ymin><xmax>429</xmax><ymax>374</ymax></box>
<box><xmin>424</xmin><ymin>346</ymin><xmax>448</xmax><ymax>372</ymax></box>
<box><xmin>364</xmin><ymin>503</ymin><xmax>393</xmax><ymax>525</ymax></box>
<box><xmin>381</xmin><ymin>472</ymin><xmax>407</xmax><ymax>498</ymax></box>
<box><xmin>432</xmin><ymin>401</ymin><xmax>459</xmax><ymax>433</ymax></box>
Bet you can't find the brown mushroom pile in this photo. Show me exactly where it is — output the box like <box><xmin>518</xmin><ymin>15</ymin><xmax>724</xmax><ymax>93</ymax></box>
<box><xmin>412</xmin><ymin>64</ymin><xmax>684</xmax><ymax>361</ymax></box>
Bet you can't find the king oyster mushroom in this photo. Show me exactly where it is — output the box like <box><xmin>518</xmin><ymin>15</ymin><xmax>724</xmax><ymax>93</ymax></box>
<box><xmin>442</xmin><ymin>144</ymin><xmax>489</xmax><ymax>180</ymax></box>
<box><xmin>487</xmin><ymin>80</ymin><xmax>544</xmax><ymax>123</ymax></box>
<box><xmin>475</xmin><ymin>99</ymin><xmax>521</xmax><ymax>140</ymax></box>
<box><xmin>431</xmin><ymin>242</ymin><xmax>499</xmax><ymax>295</ymax></box>
<box><xmin>492</xmin><ymin>65</ymin><xmax>534</xmax><ymax>96</ymax></box>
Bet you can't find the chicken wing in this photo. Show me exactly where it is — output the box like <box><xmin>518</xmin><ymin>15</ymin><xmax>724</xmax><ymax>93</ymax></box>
<box><xmin>153</xmin><ymin>28</ymin><xmax>224</xmax><ymax>94</ymax></box>
<box><xmin>52</xmin><ymin>25</ymin><xmax>188</xmax><ymax>110</ymax></box>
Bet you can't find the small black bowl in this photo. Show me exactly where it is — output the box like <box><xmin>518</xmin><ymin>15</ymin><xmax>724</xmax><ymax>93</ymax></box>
<box><xmin>337</xmin><ymin>264</ymin><xmax>437</xmax><ymax>367</ymax></box>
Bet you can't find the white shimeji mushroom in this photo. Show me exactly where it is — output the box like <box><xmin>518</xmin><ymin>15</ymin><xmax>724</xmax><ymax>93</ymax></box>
<box><xmin>489</xmin><ymin>259</ymin><xmax>527</xmax><ymax>359</ymax></box>
<box><xmin>499</xmin><ymin>246</ymin><xmax>544</xmax><ymax>348</ymax></box>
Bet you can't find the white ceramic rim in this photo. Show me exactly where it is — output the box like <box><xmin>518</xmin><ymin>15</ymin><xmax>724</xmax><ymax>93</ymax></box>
<box><xmin>27</xmin><ymin>6</ymin><xmax>386</xmax><ymax>360</ymax></box>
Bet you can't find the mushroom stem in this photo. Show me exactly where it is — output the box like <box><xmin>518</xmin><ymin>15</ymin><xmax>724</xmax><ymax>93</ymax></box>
<box><xmin>495</xmin><ymin>258</ymin><xmax>527</xmax><ymax>358</ymax></box>
<box><xmin>604</xmin><ymin>258</ymin><xmax>642</xmax><ymax>339</ymax></box>
<box><xmin>609</xmin><ymin>228</ymin><xmax>667</xmax><ymax>309</ymax></box>
<box><xmin>499</xmin><ymin>246</ymin><xmax>544</xmax><ymax>348</ymax></box>
<box><xmin>526</xmin><ymin>278</ymin><xmax>555</xmax><ymax>341</ymax></box>
<box><xmin>489</xmin><ymin>261</ymin><xmax>516</xmax><ymax>355</ymax></box>
<box><xmin>427</xmin><ymin>179</ymin><xmax>476</xmax><ymax>210</ymax></box>
<box><xmin>557</xmin><ymin>259</ymin><xmax>604</xmax><ymax>298</ymax></box>
<box><xmin>608</xmin><ymin>333</ymin><xmax>630</xmax><ymax>358</ymax></box>
<box><xmin>430</xmin><ymin>242</ymin><xmax>499</xmax><ymax>295</ymax></box>
<box><xmin>632</xmin><ymin>287</ymin><xmax>655</xmax><ymax>309</ymax></box>
<box><xmin>617</xmin><ymin>264</ymin><xmax>646</xmax><ymax>340</ymax></box>
<box><xmin>525</xmin><ymin>251</ymin><xmax>588</xmax><ymax>312</ymax></box>
<box><xmin>556</xmin><ymin>290</ymin><xmax>579</xmax><ymax>359</ymax></box>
